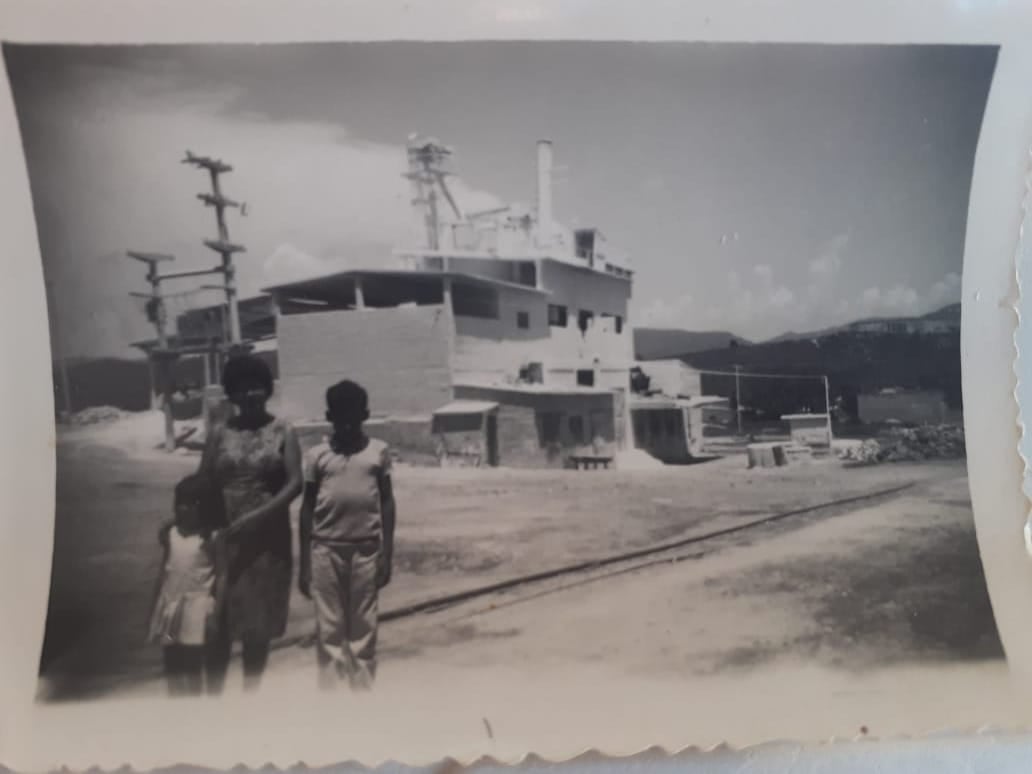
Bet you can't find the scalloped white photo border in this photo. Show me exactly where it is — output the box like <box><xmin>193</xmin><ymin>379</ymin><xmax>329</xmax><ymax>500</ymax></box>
<box><xmin>2</xmin><ymin>0</ymin><xmax>1032</xmax><ymax>769</ymax></box>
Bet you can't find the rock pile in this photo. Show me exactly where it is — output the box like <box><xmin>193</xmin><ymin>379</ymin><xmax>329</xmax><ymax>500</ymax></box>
<box><xmin>837</xmin><ymin>424</ymin><xmax>965</xmax><ymax>465</ymax></box>
<box><xmin>66</xmin><ymin>406</ymin><xmax>130</xmax><ymax>426</ymax></box>
<box><xmin>880</xmin><ymin>424</ymin><xmax>966</xmax><ymax>462</ymax></box>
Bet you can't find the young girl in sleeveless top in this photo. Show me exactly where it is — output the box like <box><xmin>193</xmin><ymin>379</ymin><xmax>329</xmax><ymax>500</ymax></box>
<box><xmin>149</xmin><ymin>474</ymin><xmax>228</xmax><ymax>696</ymax></box>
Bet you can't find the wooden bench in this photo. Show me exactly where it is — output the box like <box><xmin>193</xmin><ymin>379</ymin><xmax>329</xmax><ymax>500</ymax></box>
<box><xmin>568</xmin><ymin>455</ymin><xmax>614</xmax><ymax>470</ymax></box>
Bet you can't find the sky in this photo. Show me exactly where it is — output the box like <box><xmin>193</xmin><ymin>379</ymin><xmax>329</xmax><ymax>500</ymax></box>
<box><xmin>4</xmin><ymin>42</ymin><xmax>997</xmax><ymax>358</ymax></box>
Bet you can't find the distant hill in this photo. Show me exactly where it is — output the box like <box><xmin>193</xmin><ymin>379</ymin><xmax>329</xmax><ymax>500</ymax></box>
<box><xmin>634</xmin><ymin>329</ymin><xmax>751</xmax><ymax>361</ymax></box>
<box><xmin>765</xmin><ymin>303</ymin><xmax>961</xmax><ymax>344</ymax></box>
<box><xmin>921</xmin><ymin>302</ymin><xmax>961</xmax><ymax>321</ymax></box>
<box><xmin>676</xmin><ymin>306</ymin><xmax>963</xmax><ymax>421</ymax></box>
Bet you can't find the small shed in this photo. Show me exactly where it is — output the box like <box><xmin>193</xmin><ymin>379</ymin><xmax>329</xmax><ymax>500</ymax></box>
<box><xmin>431</xmin><ymin>400</ymin><xmax>499</xmax><ymax>467</ymax></box>
<box><xmin>781</xmin><ymin>413</ymin><xmax>832</xmax><ymax>448</ymax></box>
<box><xmin>630</xmin><ymin>395</ymin><xmax>728</xmax><ymax>463</ymax></box>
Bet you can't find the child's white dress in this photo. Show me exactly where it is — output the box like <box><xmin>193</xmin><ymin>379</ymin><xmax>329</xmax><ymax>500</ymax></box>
<box><xmin>148</xmin><ymin>529</ymin><xmax>217</xmax><ymax>646</ymax></box>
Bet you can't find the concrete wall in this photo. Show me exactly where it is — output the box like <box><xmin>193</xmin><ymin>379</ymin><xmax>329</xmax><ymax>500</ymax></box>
<box><xmin>445</xmin><ymin>256</ymin><xmax>537</xmax><ymax>286</ymax></box>
<box><xmin>785</xmin><ymin>415</ymin><xmax>831</xmax><ymax>447</ymax></box>
<box><xmin>636</xmin><ymin>360</ymin><xmax>703</xmax><ymax>398</ymax></box>
<box><xmin>858</xmin><ymin>391</ymin><xmax>952</xmax><ymax>425</ymax></box>
<box><xmin>277</xmin><ymin>305</ymin><xmax>452</xmax><ymax>421</ymax></box>
<box><xmin>540</xmin><ymin>260</ymin><xmax>634</xmax><ymax>374</ymax></box>
<box><xmin>540</xmin><ymin>260</ymin><xmax>630</xmax><ymax>318</ymax></box>
<box><xmin>295</xmin><ymin>416</ymin><xmax>438</xmax><ymax>465</ymax></box>
<box><xmin>452</xmin><ymin>287</ymin><xmax>551</xmax><ymax>385</ymax></box>
<box><xmin>454</xmin><ymin>384</ymin><xmax>616</xmax><ymax>468</ymax></box>
<box><xmin>431</xmin><ymin>412</ymin><xmax>491</xmax><ymax>467</ymax></box>
<box><xmin>631</xmin><ymin>407</ymin><xmax>691</xmax><ymax>464</ymax></box>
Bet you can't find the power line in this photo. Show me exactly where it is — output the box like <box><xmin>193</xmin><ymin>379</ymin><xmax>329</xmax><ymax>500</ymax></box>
<box><xmin>692</xmin><ymin>368</ymin><xmax>828</xmax><ymax>381</ymax></box>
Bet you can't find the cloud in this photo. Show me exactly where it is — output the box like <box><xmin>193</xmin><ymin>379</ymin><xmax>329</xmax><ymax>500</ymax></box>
<box><xmin>638</xmin><ymin>265</ymin><xmax>961</xmax><ymax>340</ymax></box>
<box><xmin>262</xmin><ymin>243</ymin><xmax>334</xmax><ymax>286</ymax></box>
<box><xmin>855</xmin><ymin>273</ymin><xmax>960</xmax><ymax>319</ymax></box>
<box><xmin>639</xmin><ymin>294</ymin><xmax>694</xmax><ymax>327</ymax></box>
<box><xmin>928</xmin><ymin>271</ymin><xmax>962</xmax><ymax>307</ymax></box>
<box><xmin>859</xmin><ymin>284</ymin><xmax>919</xmax><ymax>316</ymax></box>
<box><xmin>30</xmin><ymin>79</ymin><xmax>503</xmax><ymax>357</ymax></box>
<box><xmin>809</xmin><ymin>232</ymin><xmax>850</xmax><ymax>278</ymax></box>
<box><xmin>769</xmin><ymin>286</ymin><xmax>796</xmax><ymax>309</ymax></box>
<box><xmin>753</xmin><ymin>264</ymin><xmax>774</xmax><ymax>285</ymax></box>
<box><xmin>637</xmin><ymin>266</ymin><xmax>804</xmax><ymax>336</ymax></box>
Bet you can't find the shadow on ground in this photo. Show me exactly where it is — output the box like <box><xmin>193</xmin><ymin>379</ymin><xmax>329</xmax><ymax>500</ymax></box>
<box><xmin>702</xmin><ymin>514</ymin><xmax>1004</xmax><ymax>674</ymax></box>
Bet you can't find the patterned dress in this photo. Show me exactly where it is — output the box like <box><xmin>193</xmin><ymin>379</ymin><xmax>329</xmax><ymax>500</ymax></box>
<box><xmin>210</xmin><ymin>417</ymin><xmax>294</xmax><ymax>643</ymax></box>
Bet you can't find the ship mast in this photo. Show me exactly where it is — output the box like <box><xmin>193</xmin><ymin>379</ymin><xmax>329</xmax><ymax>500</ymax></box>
<box><xmin>404</xmin><ymin>137</ymin><xmax>462</xmax><ymax>251</ymax></box>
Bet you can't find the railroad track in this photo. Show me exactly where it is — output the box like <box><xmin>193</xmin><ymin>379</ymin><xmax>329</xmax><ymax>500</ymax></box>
<box><xmin>283</xmin><ymin>478</ymin><xmax>922</xmax><ymax>649</ymax></box>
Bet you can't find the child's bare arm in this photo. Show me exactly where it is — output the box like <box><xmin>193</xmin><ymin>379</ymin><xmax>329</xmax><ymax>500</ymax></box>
<box><xmin>298</xmin><ymin>485</ymin><xmax>317</xmax><ymax>598</ymax></box>
<box><xmin>378</xmin><ymin>471</ymin><xmax>396</xmax><ymax>587</ymax></box>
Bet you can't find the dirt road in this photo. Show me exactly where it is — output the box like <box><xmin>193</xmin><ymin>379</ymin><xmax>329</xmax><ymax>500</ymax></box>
<box><xmin>365</xmin><ymin>473</ymin><xmax>1001</xmax><ymax>677</ymax></box>
<box><xmin>39</xmin><ymin>410</ymin><xmax>1003</xmax><ymax>737</ymax></box>
<box><xmin>32</xmin><ymin>464</ymin><xmax>1016</xmax><ymax>763</ymax></box>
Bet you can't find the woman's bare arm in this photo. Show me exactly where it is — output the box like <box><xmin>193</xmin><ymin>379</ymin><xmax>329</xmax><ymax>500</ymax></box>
<box><xmin>226</xmin><ymin>425</ymin><xmax>304</xmax><ymax>536</ymax></box>
<box><xmin>378</xmin><ymin>471</ymin><xmax>396</xmax><ymax>587</ymax></box>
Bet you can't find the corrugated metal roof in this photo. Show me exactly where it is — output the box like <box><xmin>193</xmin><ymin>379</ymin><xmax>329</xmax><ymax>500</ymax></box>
<box><xmin>453</xmin><ymin>381</ymin><xmax>614</xmax><ymax>396</ymax></box>
<box><xmin>433</xmin><ymin>400</ymin><xmax>499</xmax><ymax>416</ymax></box>
<box><xmin>629</xmin><ymin>395</ymin><xmax>730</xmax><ymax>409</ymax></box>
<box><xmin>262</xmin><ymin>268</ymin><xmax>550</xmax><ymax>297</ymax></box>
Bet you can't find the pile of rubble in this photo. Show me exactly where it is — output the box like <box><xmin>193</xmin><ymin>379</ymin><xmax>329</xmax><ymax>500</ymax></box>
<box><xmin>838</xmin><ymin>424</ymin><xmax>966</xmax><ymax>465</ymax></box>
<box><xmin>65</xmin><ymin>406</ymin><xmax>130</xmax><ymax>426</ymax></box>
<box><xmin>837</xmin><ymin>439</ymin><xmax>883</xmax><ymax>465</ymax></box>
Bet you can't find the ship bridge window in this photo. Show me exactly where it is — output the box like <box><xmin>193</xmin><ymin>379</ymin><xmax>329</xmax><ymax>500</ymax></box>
<box><xmin>575</xmin><ymin>229</ymin><xmax>596</xmax><ymax>263</ymax></box>
<box><xmin>602</xmin><ymin>313</ymin><xmax>624</xmax><ymax>334</ymax></box>
<box><xmin>452</xmin><ymin>283</ymin><xmax>499</xmax><ymax>319</ymax></box>
<box><xmin>548</xmin><ymin>304</ymin><xmax>568</xmax><ymax>327</ymax></box>
<box><xmin>513</xmin><ymin>261</ymin><xmax>537</xmax><ymax>287</ymax></box>
<box><xmin>578</xmin><ymin>309</ymin><xmax>595</xmax><ymax>335</ymax></box>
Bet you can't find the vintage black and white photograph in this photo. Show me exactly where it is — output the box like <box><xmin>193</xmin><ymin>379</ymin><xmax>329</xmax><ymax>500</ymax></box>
<box><xmin>3</xmin><ymin>39</ymin><xmax>1011</xmax><ymax>737</ymax></box>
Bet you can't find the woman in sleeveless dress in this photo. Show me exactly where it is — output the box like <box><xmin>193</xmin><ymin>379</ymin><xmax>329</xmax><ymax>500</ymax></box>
<box><xmin>200</xmin><ymin>354</ymin><xmax>303</xmax><ymax>691</ymax></box>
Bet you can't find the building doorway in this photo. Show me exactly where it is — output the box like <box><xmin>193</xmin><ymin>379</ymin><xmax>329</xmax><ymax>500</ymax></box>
<box><xmin>486</xmin><ymin>413</ymin><xmax>499</xmax><ymax>467</ymax></box>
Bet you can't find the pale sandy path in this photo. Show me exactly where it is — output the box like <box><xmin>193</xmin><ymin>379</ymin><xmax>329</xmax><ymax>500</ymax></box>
<box><xmin>29</xmin><ymin>470</ymin><xmax>1020</xmax><ymax>769</ymax></box>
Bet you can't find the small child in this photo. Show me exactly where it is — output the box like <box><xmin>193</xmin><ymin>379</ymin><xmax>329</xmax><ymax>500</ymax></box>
<box><xmin>299</xmin><ymin>380</ymin><xmax>396</xmax><ymax>691</ymax></box>
<box><xmin>149</xmin><ymin>473</ymin><xmax>228</xmax><ymax>697</ymax></box>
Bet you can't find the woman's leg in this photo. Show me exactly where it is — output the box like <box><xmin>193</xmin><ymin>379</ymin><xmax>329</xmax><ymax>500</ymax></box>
<box><xmin>165</xmin><ymin>646</ymin><xmax>200</xmax><ymax>696</ymax></box>
<box><xmin>162</xmin><ymin>646</ymin><xmax>182</xmax><ymax>696</ymax></box>
<box><xmin>204</xmin><ymin>627</ymin><xmax>232</xmax><ymax>695</ymax></box>
<box><xmin>241</xmin><ymin>639</ymin><xmax>270</xmax><ymax>691</ymax></box>
<box><xmin>179</xmin><ymin>646</ymin><xmax>205</xmax><ymax>695</ymax></box>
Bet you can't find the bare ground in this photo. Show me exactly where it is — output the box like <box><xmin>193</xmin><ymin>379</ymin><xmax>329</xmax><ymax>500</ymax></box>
<box><xmin>38</xmin><ymin>411</ymin><xmax>997</xmax><ymax>706</ymax></box>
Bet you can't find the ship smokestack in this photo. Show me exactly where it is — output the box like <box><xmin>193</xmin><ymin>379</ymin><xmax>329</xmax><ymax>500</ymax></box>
<box><xmin>536</xmin><ymin>139</ymin><xmax>553</xmax><ymax>246</ymax></box>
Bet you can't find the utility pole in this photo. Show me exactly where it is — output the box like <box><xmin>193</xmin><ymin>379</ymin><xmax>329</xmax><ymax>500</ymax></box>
<box><xmin>734</xmin><ymin>364</ymin><xmax>744</xmax><ymax>437</ymax></box>
<box><xmin>128</xmin><ymin>251</ymin><xmax>177</xmax><ymax>452</ymax></box>
<box><xmin>183</xmin><ymin>151</ymin><xmax>246</xmax><ymax>351</ymax></box>
<box><xmin>823</xmin><ymin>374</ymin><xmax>834</xmax><ymax>444</ymax></box>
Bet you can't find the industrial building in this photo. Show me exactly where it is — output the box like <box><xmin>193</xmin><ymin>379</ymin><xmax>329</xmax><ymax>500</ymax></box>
<box><xmin>266</xmin><ymin>138</ymin><xmax>636</xmax><ymax>468</ymax></box>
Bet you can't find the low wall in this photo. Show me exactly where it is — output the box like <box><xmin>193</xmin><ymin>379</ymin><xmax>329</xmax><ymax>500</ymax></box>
<box><xmin>858</xmin><ymin>391</ymin><xmax>950</xmax><ymax>425</ymax></box>
<box><xmin>454</xmin><ymin>385</ymin><xmax>616</xmax><ymax>469</ymax></box>
<box><xmin>294</xmin><ymin>416</ymin><xmax>438</xmax><ymax>466</ymax></box>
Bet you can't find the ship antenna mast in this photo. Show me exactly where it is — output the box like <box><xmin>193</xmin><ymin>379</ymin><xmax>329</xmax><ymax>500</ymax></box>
<box><xmin>404</xmin><ymin>137</ymin><xmax>463</xmax><ymax>251</ymax></box>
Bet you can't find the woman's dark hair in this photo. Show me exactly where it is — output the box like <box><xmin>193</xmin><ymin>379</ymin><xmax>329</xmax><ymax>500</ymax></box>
<box><xmin>326</xmin><ymin>379</ymin><xmax>369</xmax><ymax>416</ymax></box>
<box><xmin>174</xmin><ymin>473</ymin><xmax>227</xmax><ymax>529</ymax></box>
<box><xmin>221</xmin><ymin>354</ymin><xmax>274</xmax><ymax>398</ymax></box>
